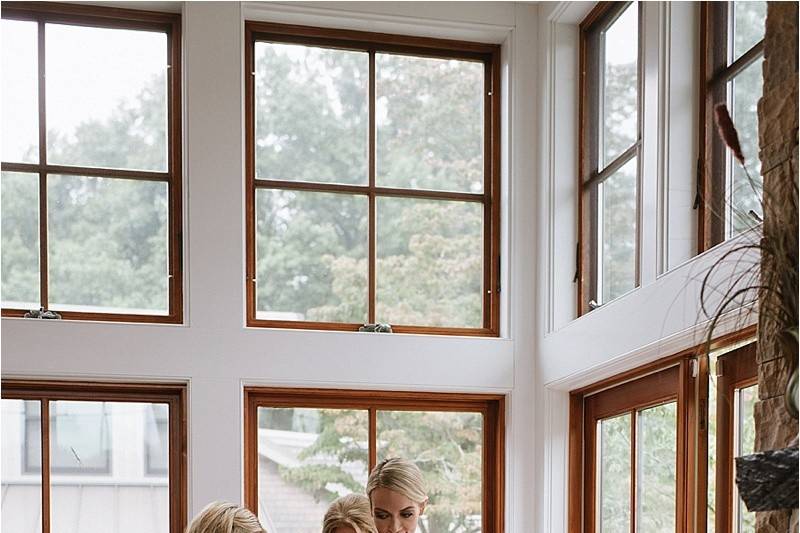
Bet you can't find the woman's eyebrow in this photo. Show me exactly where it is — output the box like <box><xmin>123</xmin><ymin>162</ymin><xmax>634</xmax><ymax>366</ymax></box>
<box><xmin>373</xmin><ymin>507</ymin><xmax>390</xmax><ymax>514</ymax></box>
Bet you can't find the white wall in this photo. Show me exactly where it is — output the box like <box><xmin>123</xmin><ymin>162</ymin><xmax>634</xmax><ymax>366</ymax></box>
<box><xmin>1</xmin><ymin>2</ymin><xmax>539</xmax><ymax>531</ymax></box>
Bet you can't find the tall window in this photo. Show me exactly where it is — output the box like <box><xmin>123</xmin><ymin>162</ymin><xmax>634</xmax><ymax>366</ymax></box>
<box><xmin>244</xmin><ymin>388</ymin><xmax>504</xmax><ymax>533</ymax></box>
<box><xmin>1</xmin><ymin>380</ymin><xmax>187</xmax><ymax>533</ymax></box>
<box><xmin>578</xmin><ymin>2</ymin><xmax>642</xmax><ymax>314</ymax></box>
<box><xmin>569</xmin><ymin>336</ymin><xmax>759</xmax><ymax>533</ymax></box>
<box><xmin>699</xmin><ymin>2</ymin><xmax>767</xmax><ymax>247</ymax></box>
<box><xmin>244</xmin><ymin>22</ymin><xmax>501</xmax><ymax>335</ymax></box>
<box><xmin>1</xmin><ymin>3</ymin><xmax>183</xmax><ymax>323</ymax></box>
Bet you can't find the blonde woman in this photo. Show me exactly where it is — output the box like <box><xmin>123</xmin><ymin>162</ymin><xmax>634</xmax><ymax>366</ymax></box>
<box><xmin>322</xmin><ymin>493</ymin><xmax>377</xmax><ymax>533</ymax></box>
<box><xmin>186</xmin><ymin>501</ymin><xmax>266</xmax><ymax>533</ymax></box>
<box><xmin>366</xmin><ymin>458</ymin><xmax>428</xmax><ymax>533</ymax></box>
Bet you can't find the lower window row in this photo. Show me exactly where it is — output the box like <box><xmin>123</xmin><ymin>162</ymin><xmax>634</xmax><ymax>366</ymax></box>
<box><xmin>570</xmin><ymin>340</ymin><xmax>758</xmax><ymax>533</ymax></box>
<box><xmin>1</xmin><ymin>382</ymin><xmax>504</xmax><ymax>533</ymax></box>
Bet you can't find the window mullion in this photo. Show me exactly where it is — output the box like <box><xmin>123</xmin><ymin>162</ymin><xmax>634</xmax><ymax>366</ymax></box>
<box><xmin>40</xmin><ymin>398</ymin><xmax>51</xmax><ymax>533</ymax></box>
<box><xmin>368</xmin><ymin>406</ymin><xmax>377</xmax><ymax>472</ymax></box>
<box><xmin>630</xmin><ymin>409</ymin><xmax>637</xmax><ymax>533</ymax></box>
<box><xmin>37</xmin><ymin>20</ymin><xmax>48</xmax><ymax>311</ymax></box>
<box><xmin>368</xmin><ymin>50</ymin><xmax>376</xmax><ymax>324</ymax></box>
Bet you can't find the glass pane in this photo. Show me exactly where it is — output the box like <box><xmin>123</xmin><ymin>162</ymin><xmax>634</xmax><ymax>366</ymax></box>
<box><xmin>257</xmin><ymin>407</ymin><xmax>368</xmax><ymax>533</ymax></box>
<box><xmin>255</xmin><ymin>42</ymin><xmax>368</xmax><ymax>185</ymax></box>
<box><xmin>47</xmin><ymin>175</ymin><xmax>169</xmax><ymax>314</ymax></box>
<box><xmin>255</xmin><ymin>189</ymin><xmax>368</xmax><ymax>323</ymax></box>
<box><xmin>1</xmin><ymin>172</ymin><xmax>40</xmax><ymax>308</ymax></box>
<box><xmin>2</xmin><ymin>20</ymin><xmax>39</xmax><ymax>163</ymax></box>
<box><xmin>376</xmin><ymin>197</ymin><xmax>483</xmax><ymax>328</ymax></box>
<box><xmin>735</xmin><ymin>385</ymin><xmax>757</xmax><ymax>533</ymax></box>
<box><xmin>376</xmin><ymin>54</ymin><xmax>484</xmax><ymax>193</ymax></box>
<box><xmin>601</xmin><ymin>4</ymin><xmax>638</xmax><ymax>168</ymax></box>
<box><xmin>732</xmin><ymin>2</ymin><xmax>767</xmax><ymax>62</ymax></box>
<box><xmin>597</xmin><ymin>413</ymin><xmax>631</xmax><ymax>533</ymax></box>
<box><xmin>728</xmin><ymin>58</ymin><xmax>763</xmax><ymax>237</ymax></box>
<box><xmin>1</xmin><ymin>399</ymin><xmax>42</xmax><ymax>532</ymax></box>
<box><xmin>636</xmin><ymin>403</ymin><xmax>677</xmax><ymax>533</ymax></box>
<box><xmin>46</xmin><ymin>24</ymin><xmax>168</xmax><ymax>171</ymax></box>
<box><xmin>598</xmin><ymin>157</ymin><xmax>637</xmax><ymax>304</ymax></box>
<box><xmin>50</xmin><ymin>401</ymin><xmax>170</xmax><ymax>533</ymax></box>
<box><xmin>707</xmin><ymin>356</ymin><xmax>719</xmax><ymax>533</ymax></box>
<box><xmin>145</xmin><ymin>403</ymin><xmax>169</xmax><ymax>476</ymax></box>
<box><xmin>377</xmin><ymin>410</ymin><xmax>483</xmax><ymax>533</ymax></box>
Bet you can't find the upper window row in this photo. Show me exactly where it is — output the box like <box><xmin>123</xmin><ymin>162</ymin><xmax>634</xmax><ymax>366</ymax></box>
<box><xmin>1</xmin><ymin>4</ymin><xmax>500</xmax><ymax>335</ymax></box>
<box><xmin>577</xmin><ymin>1</ymin><xmax>767</xmax><ymax>314</ymax></box>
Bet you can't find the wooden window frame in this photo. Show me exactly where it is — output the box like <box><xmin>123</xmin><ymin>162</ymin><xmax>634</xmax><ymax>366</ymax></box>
<box><xmin>244</xmin><ymin>21</ymin><xmax>502</xmax><ymax>336</ymax></box>
<box><xmin>712</xmin><ymin>343</ymin><xmax>757</xmax><ymax>533</ymax></box>
<box><xmin>0</xmin><ymin>2</ymin><xmax>183</xmax><ymax>324</ymax></box>
<box><xmin>243</xmin><ymin>387</ymin><xmax>505</xmax><ymax>533</ymax></box>
<box><xmin>577</xmin><ymin>2</ymin><xmax>643</xmax><ymax>316</ymax></box>
<box><xmin>568</xmin><ymin>326</ymin><xmax>757</xmax><ymax>533</ymax></box>
<box><xmin>697</xmin><ymin>2</ymin><xmax>765</xmax><ymax>250</ymax></box>
<box><xmin>1</xmin><ymin>379</ymin><xmax>188</xmax><ymax>533</ymax></box>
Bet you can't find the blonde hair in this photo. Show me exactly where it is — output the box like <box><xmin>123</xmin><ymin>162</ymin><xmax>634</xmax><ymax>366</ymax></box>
<box><xmin>322</xmin><ymin>494</ymin><xmax>377</xmax><ymax>533</ymax></box>
<box><xmin>366</xmin><ymin>458</ymin><xmax>427</xmax><ymax>505</ymax></box>
<box><xmin>186</xmin><ymin>501</ymin><xmax>266</xmax><ymax>533</ymax></box>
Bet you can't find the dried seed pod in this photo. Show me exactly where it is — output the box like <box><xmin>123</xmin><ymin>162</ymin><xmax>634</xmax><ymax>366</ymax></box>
<box><xmin>714</xmin><ymin>103</ymin><xmax>746</xmax><ymax>165</ymax></box>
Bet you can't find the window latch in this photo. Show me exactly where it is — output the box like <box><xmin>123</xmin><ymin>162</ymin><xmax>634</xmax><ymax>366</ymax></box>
<box><xmin>359</xmin><ymin>323</ymin><xmax>392</xmax><ymax>333</ymax></box>
<box><xmin>588</xmin><ymin>300</ymin><xmax>601</xmax><ymax>310</ymax></box>
<box><xmin>24</xmin><ymin>307</ymin><xmax>62</xmax><ymax>320</ymax></box>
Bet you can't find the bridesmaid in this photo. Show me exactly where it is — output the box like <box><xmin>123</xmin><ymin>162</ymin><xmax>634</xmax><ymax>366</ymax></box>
<box><xmin>323</xmin><ymin>493</ymin><xmax>377</xmax><ymax>533</ymax></box>
<box><xmin>366</xmin><ymin>458</ymin><xmax>428</xmax><ymax>533</ymax></box>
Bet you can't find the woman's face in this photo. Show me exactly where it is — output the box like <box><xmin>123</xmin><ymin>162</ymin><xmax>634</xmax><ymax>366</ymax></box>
<box><xmin>370</xmin><ymin>487</ymin><xmax>425</xmax><ymax>533</ymax></box>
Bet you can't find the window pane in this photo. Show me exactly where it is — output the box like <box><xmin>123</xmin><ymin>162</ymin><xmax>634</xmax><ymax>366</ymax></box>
<box><xmin>1</xmin><ymin>172</ymin><xmax>40</xmax><ymax>308</ymax></box>
<box><xmin>601</xmin><ymin>4</ymin><xmax>638</xmax><ymax>168</ymax></box>
<box><xmin>50</xmin><ymin>401</ymin><xmax>170</xmax><ymax>533</ymax></box>
<box><xmin>376</xmin><ymin>54</ymin><xmax>484</xmax><ymax>193</ymax></box>
<box><xmin>2</xmin><ymin>20</ymin><xmax>38</xmax><ymax>163</ymax></box>
<box><xmin>732</xmin><ymin>1</ymin><xmax>766</xmax><ymax>62</ymax></box>
<box><xmin>376</xmin><ymin>197</ymin><xmax>483</xmax><ymax>328</ymax></box>
<box><xmin>377</xmin><ymin>410</ymin><xmax>483</xmax><ymax>533</ymax></box>
<box><xmin>145</xmin><ymin>403</ymin><xmax>169</xmax><ymax>476</ymax></box>
<box><xmin>257</xmin><ymin>407</ymin><xmax>368</xmax><ymax>533</ymax></box>
<box><xmin>636</xmin><ymin>403</ymin><xmax>677</xmax><ymax>533</ymax></box>
<box><xmin>728</xmin><ymin>59</ymin><xmax>763</xmax><ymax>237</ymax></box>
<box><xmin>599</xmin><ymin>157</ymin><xmax>637</xmax><ymax>304</ymax></box>
<box><xmin>1</xmin><ymin>399</ymin><xmax>42</xmax><ymax>533</ymax></box>
<box><xmin>597</xmin><ymin>413</ymin><xmax>631</xmax><ymax>533</ymax></box>
<box><xmin>707</xmin><ymin>356</ymin><xmax>719</xmax><ymax>533</ymax></box>
<box><xmin>255</xmin><ymin>189</ymin><xmax>368</xmax><ymax>323</ymax></box>
<box><xmin>255</xmin><ymin>42</ymin><xmax>368</xmax><ymax>185</ymax></box>
<box><xmin>47</xmin><ymin>175</ymin><xmax>169</xmax><ymax>314</ymax></box>
<box><xmin>735</xmin><ymin>385</ymin><xmax>757</xmax><ymax>533</ymax></box>
<box><xmin>46</xmin><ymin>24</ymin><xmax>168</xmax><ymax>171</ymax></box>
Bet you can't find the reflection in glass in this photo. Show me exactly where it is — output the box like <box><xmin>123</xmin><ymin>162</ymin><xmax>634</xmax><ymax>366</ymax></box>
<box><xmin>599</xmin><ymin>157</ymin><xmax>637</xmax><ymax>304</ymax></box>
<box><xmin>46</xmin><ymin>24</ymin><xmax>168</xmax><ymax>171</ymax></box>
<box><xmin>47</xmin><ymin>175</ymin><xmax>169</xmax><ymax>314</ymax></box>
<box><xmin>732</xmin><ymin>1</ymin><xmax>767</xmax><ymax>62</ymax></box>
<box><xmin>377</xmin><ymin>410</ymin><xmax>483</xmax><ymax>533</ymax></box>
<box><xmin>2</xmin><ymin>20</ymin><xmax>39</xmax><ymax>163</ymax></box>
<box><xmin>49</xmin><ymin>401</ymin><xmax>170</xmax><ymax>533</ymax></box>
<box><xmin>636</xmin><ymin>403</ymin><xmax>677</xmax><ymax>533</ymax></box>
<box><xmin>735</xmin><ymin>385</ymin><xmax>757</xmax><ymax>533</ymax></box>
<box><xmin>1</xmin><ymin>399</ymin><xmax>42</xmax><ymax>533</ymax></box>
<box><xmin>257</xmin><ymin>407</ymin><xmax>368</xmax><ymax>533</ymax></box>
<box><xmin>255</xmin><ymin>42</ymin><xmax>368</xmax><ymax>185</ymax></box>
<box><xmin>255</xmin><ymin>189</ymin><xmax>368</xmax><ymax>323</ymax></box>
<box><xmin>1</xmin><ymin>172</ymin><xmax>40</xmax><ymax>309</ymax></box>
<box><xmin>597</xmin><ymin>413</ymin><xmax>631</xmax><ymax>533</ymax></box>
<box><xmin>601</xmin><ymin>4</ymin><xmax>638</xmax><ymax>168</ymax></box>
<box><xmin>376</xmin><ymin>54</ymin><xmax>484</xmax><ymax>193</ymax></box>
<box><xmin>728</xmin><ymin>59</ymin><xmax>763</xmax><ymax>237</ymax></box>
<box><xmin>376</xmin><ymin>197</ymin><xmax>483</xmax><ymax>328</ymax></box>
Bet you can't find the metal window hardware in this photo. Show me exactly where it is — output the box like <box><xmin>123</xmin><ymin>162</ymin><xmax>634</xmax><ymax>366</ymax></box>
<box><xmin>24</xmin><ymin>307</ymin><xmax>62</xmax><ymax>319</ymax></box>
<box><xmin>359</xmin><ymin>323</ymin><xmax>392</xmax><ymax>333</ymax></box>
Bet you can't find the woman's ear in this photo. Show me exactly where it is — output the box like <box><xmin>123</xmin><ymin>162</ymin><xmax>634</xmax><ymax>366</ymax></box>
<box><xmin>419</xmin><ymin>500</ymin><xmax>428</xmax><ymax>515</ymax></box>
